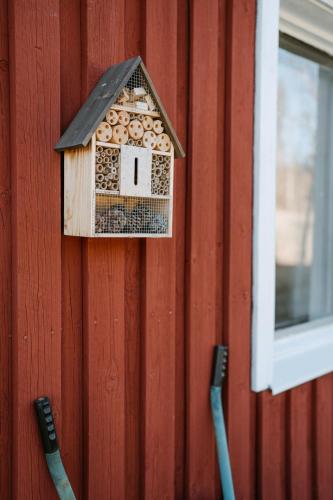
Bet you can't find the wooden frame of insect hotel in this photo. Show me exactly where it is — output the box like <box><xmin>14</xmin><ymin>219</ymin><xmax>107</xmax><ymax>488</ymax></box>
<box><xmin>55</xmin><ymin>56</ymin><xmax>185</xmax><ymax>237</ymax></box>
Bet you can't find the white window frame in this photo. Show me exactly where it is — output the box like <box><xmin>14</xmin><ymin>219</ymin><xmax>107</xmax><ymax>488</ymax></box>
<box><xmin>252</xmin><ymin>0</ymin><xmax>333</xmax><ymax>394</ymax></box>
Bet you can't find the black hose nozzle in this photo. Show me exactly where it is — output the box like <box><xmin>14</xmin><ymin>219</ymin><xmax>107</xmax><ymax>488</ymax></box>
<box><xmin>34</xmin><ymin>396</ymin><xmax>59</xmax><ymax>454</ymax></box>
<box><xmin>211</xmin><ymin>345</ymin><xmax>228</xmax><ymax>387</ymax></box>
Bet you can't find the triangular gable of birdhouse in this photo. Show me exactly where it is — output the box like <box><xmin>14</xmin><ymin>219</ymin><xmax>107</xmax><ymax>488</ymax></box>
<box><xmin>55</xmin><ymin>56</ymin><xmax>185</xmax><ymax>158</ymax></box>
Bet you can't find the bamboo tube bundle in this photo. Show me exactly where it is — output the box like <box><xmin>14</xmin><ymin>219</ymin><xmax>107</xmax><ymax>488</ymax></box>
<box><xmin>111</xmin><ymin>124</ymin><xmax>128</xmax><ymax>145</ymax></box>
<box><xmin>106</xmin><ymin>109</ymin><xmax>118</xmax><ymax>126</ymax></box>
<box><xmin>154</xmin><ymin>166</ymin><xmax>162</xmax><ymax>178</ymax></box>
<box><xmin>127</xmin><ymin>119</ymin><xmax>144</xmax><ymax>140</ymax></box>
<box><xmin>127</xmin><ymin>138</ymin><xmax>135</xmax><ymax>146</ymax></box>
<box><xmin>95</xmin><ymin>146</ymin><xmax>121</xmax><ymax>191</ymax></box>
<box><xmin>96</xmin><ymin>122</ymin><xmax>112</xmax><ymax>142</ymax></box>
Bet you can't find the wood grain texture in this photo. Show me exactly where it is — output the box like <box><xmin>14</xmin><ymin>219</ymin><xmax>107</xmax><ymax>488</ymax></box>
<box><xmin>143</xmin><ymin>1</ymin><xmax>178</xmax><ymax>498</ymax></box>
<box><xmin>124</xmin><ymin>240</ymin><xmax>143</xmax><ymax>500</ymax></box>
<box><xmin>314</xmin><ymin>375</ymin><xmax>333</xmax><ymax>500</ymax></box>
<box><xmin>174</xmin><ymin>0</ymin><xmax>189</xmax><ymax>497</ymax></box>
<box><xmin>186</xmin><ymin>1</ymin><xmax>221</xmax><ymax>498</ymax></box>
<box><xmin>59</xmin><ymin>1</ymin><xmax>83</xmax><ymax>496</ymax></box>
<box><xmin>258</xmin><ymin>392</ymin><xmax>287</xmax><ymax>500</ymax></box>
<box><xmin>83</xmin><ymin>240</ymin><xmax>126</xmax><ymax>498</ymax></box>
<box><xmin>9</xmin><ymin>0</ymin><xmax>62</xmax><ymax>498</ymax></box>
<box><xmin>124</xmin><ymin>4</ymin><xmax>144</xmax><ymax>498</ymax></box>
<box><xmin>81</xmin><ymin>1</ymin><xmax>127</xmax><ymax>498</ymax></box>
<box><xmin>224</xmin><ymin>1</ymin><xmax>256</xmax><ymax>497</ymax></box>
<box><xmin>0</xmin><ymin>0</ymin><xmax>12</xmax><ymax>497</ymax></box>
<box><xmin>1</xmin><ymin>1</ymin><xmax>333</xmax><ymax>498</ymax></box>
<box><xmin>287</xmin><ymin>384</ymin><xmax>314</xmax><ymax>500</ymax></box>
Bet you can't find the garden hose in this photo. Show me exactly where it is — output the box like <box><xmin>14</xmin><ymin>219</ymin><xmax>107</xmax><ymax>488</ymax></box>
<box><xmin>210</xmin><ymin>346</ymin><xmax>236</xmax><ymax>500</ymax></box>
<box><xmin>34</xmin><ymin>397</ymin><xmax>76</xmax><ymax>500</ymax></box>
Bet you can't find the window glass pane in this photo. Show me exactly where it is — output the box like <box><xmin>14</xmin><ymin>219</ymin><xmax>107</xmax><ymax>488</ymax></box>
<box><xmin>275</xmin><ymin>45</ymin><xmax>333</xmax><ymax>329</ymax></box>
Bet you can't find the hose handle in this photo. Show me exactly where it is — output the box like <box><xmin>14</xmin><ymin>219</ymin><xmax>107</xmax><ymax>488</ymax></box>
<box><xmin>34</xmin><ymin>396</ymin><xmax>59</xmax><ymax>454</ymax></box>
<box><xmin>211</xmin><ymin>345</ymin><xmax>228</xmax><ymax>387</ymax></box>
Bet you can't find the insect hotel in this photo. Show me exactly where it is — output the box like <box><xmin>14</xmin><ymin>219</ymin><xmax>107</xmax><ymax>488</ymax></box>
<box><xmin>55</xmin><ymin>56</ymin><xmax>185</xmax><ymax>237</ymax></box>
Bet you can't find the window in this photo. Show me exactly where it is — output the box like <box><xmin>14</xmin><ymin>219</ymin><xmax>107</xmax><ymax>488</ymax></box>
<box><xmin>252</xmin><ymin>0</ymin><xmax>333</xmax><ymax>393</ymax></box>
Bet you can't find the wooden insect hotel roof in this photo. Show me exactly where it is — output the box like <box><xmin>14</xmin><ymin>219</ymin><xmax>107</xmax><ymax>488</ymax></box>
<box><xmin>55</xmin><ymin>56</ymin><xmax>185</xmax><ymax>158</ymax></box>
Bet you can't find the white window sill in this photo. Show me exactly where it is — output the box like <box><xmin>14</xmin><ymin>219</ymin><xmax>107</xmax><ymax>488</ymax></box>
<box><xmin>271</xmin><ymin>319</ymin><xmax>333</xmax><ymax>394</ymax></box>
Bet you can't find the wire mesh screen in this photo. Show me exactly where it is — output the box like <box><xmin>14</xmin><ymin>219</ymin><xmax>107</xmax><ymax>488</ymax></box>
<box><xmin>95</xmin><ymin>145</ymin><xmax>120</xmax><ymax>192</ymax></box>
<box><xmin>95</xmin><ymin>194</ymin><xmax>170</xmax><ymax>236</ymax></box>
<box><xmin>116</xmin><ymin>66</ymin><xmax>158</xmax><ymax>111</ymax></box>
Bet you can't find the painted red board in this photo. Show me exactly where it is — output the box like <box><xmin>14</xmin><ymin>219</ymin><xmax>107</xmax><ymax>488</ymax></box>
<box><xmin>124</xmin><ymin>240</ymin><xmax>143</xmax><ymax>500</ymax></box>
<box><xmin>314</xmin><ymin>375</ymin><xmax>333</xmax><ymax>500</ymax></box>
<box><xmin>313</xmin><ymin>374</ymin><xmax>333</xmax><ymax>500</ymax></box>
<box><xmin>258</xmin><ymin>392</ymin><xmax>287</xmax><ymax>499</ymax></box>
<box><xmin>174</xmin><ymin>0</ymin><xmax>189</xmax><ymax>497</ymax></box>
<box><xmin>59</xmin><ymin>1</ymin><xmax>83</xmax><ymax>497</ymax></box>
<box><xmin>288</xmin><ymin>384</ymin><xmax>314</xmax><ymax>500</ymax></box>
<box><xmin>186</xmin><ymin>1</ymin><xmax>222</xmax><ymax>497</ymax></box>
<box><xmin>123</xmin><ymin>4</ymin><xmax>144</xmax><ymax>498</ymax></box>
<box><xmin>9</xmin><ymin>0</ymin><xmax>62</xmax><ymax>497</ymax></box>
<box><xmin>223</xmin><ymin>1</ymin><xmax>256</xmax><ymax>497</ymax></box>
<box><xmin>81</xmin><ymin>2</ymin><xmax>126</xmax><ymax>497</ymax></box>
<box><xmin>2</xmin><ymin>1</ymin><xmax>333</xmax><ymax>498</ymax></box>
<box><xmin>0</xmin><ymin>0</ymin><xmax>12</xmax><ymax>497</ymax></box>
<box><xmin>142</xmin><ymin>1</ymin><xmax>178</xmax><ymax>498</ymax></box>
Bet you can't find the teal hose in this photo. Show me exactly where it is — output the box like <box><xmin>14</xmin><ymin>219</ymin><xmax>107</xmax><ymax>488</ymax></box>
<box><xmin>210</xmin><ymin>346</ymin><xmax>235</xmax><ymax>499</ymax></box>
<box><xmin>34</xmin><ymin>397</ymin><xmax>76</xmax><ymax>500</ymax></box>
<box><xmin>210</xmin><ymin>386</ymin><xmax>235</xmax><ymax>500</ymax></box>
<box><xmin>45</xmin><ymin>450</ymin><xmax>76</xmax><ymax>499</ymax></box>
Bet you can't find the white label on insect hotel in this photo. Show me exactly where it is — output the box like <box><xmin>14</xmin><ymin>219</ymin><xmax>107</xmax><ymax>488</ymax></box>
<box><xmin>120</xmin><ymin>145</ymin><xmax>152</xmax><ymax>197</ymax></box>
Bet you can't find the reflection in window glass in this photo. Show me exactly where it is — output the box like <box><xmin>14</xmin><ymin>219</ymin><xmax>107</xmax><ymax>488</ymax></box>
<box><xmin>275</xmin><ymin>46</ymin><xmax>333</xmax><ymax>329</ymax></box>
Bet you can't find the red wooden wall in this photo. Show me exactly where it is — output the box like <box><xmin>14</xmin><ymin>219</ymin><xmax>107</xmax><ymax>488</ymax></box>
<box><xmin>0</xmin><ymin>0</ymin><xmax>332</xmax><ymax>498</ymax></box>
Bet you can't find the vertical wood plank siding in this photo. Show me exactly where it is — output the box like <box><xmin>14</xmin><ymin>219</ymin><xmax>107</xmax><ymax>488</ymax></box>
<box><xmin>60</xmin><ymin>1</ymin><xmax>83</xmax><ymax>497</ymax></box>
<box><xmin>0</xmin><ymin>1</ymin><xmax>332</xmax><ymax>498</ymax></box>
<box><xmin>0</xmin><ymin>0</ymin><xmax>11</xmax><ymax>497</ymax></box>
